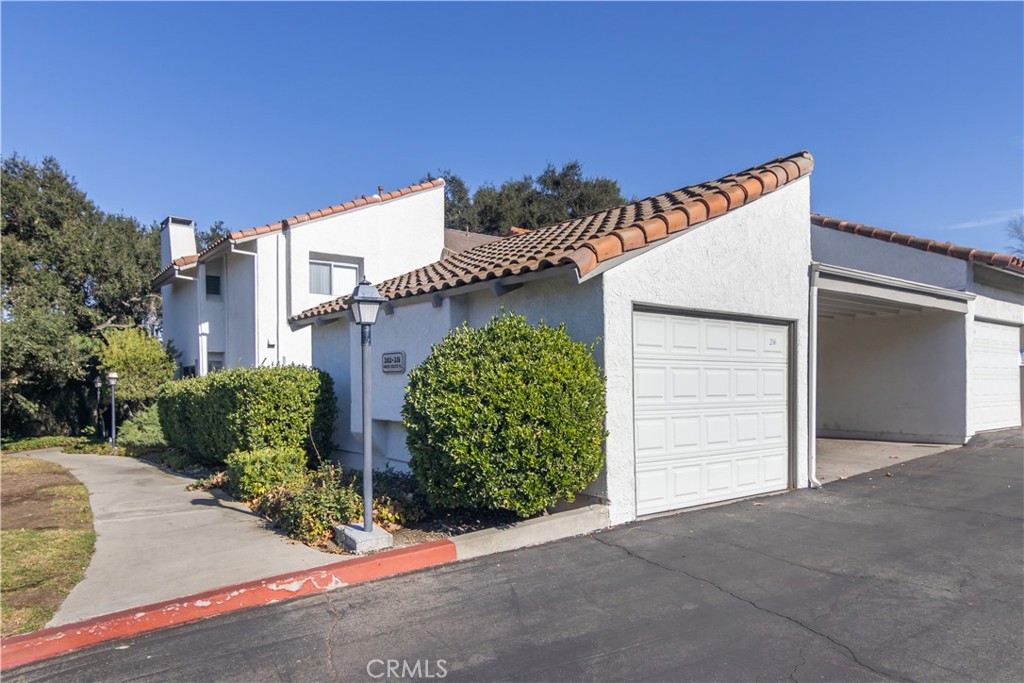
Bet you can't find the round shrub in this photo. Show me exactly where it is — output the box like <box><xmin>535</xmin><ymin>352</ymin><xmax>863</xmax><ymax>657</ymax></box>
<box><xmin>117</xmin><ymin>405</ymin><xmax>168</xmax><ymax>452</ymax></box>
<box><xmin>226</xmin><ymin>447</ymin><xmax>307</xmax><ymax>502</ymax></box>
<box><xmin>402</xmin><ymin>311</ymin><xmax>606</xmax><ymax>518</ymax></box>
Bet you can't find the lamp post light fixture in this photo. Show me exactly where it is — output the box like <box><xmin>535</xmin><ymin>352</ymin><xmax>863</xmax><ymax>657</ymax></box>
<box><xmin>338</xmin><ymin>278</ymin><xmax>393</xmax><ymax>554</ymax></box>
<box><xmin>107</xmin><ymin>372</ymin><xmax>119</xmax><ymax>448</ymax></box>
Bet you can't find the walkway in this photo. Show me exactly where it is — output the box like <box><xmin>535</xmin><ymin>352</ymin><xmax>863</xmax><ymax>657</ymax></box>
<box><xmin>27</xmin><ymin>450</ymin><xmax>336</xmax><ymax>626</ymax></box>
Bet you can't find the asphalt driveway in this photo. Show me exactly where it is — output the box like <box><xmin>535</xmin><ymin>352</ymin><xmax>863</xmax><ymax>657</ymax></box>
<box><xmin>8</xmin><ymin>430</ymin><xmax>1023</xmax><ymax>682</ymax></box>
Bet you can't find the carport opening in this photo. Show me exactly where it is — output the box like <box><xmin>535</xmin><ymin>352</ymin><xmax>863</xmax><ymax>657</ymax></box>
<box><xmin>814</xmin><ymin>289</ymin><xmax>967</xmax><ymax>482</ymax></box>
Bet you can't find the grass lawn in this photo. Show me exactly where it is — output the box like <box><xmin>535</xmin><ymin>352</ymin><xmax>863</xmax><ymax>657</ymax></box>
<box><xmin>1</xmin><ymin>455</ymin><xmax>96</xmax><ymax>636</ymax></box>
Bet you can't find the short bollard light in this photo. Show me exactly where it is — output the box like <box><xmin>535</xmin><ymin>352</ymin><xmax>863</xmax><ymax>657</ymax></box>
<box><xmin>338</xmin><ymin>278</ymin><xmax>393</xmax><ymax>554</ymax></box>
<box><xmin>107</xmin><ymin>372</ymin><xmax>119</xmax><ymax>447</ymax></box>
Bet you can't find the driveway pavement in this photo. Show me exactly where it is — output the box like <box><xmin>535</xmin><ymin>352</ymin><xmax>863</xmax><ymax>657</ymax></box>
<box><xmin>9</xmin><ymin>430</ymin><xmax>1023</xmax><ymax>682</ymax></box>
<box><xmin>25</xmin><ymin>450</ymin><xmax>335</xmax><ymax>626</ymax></box>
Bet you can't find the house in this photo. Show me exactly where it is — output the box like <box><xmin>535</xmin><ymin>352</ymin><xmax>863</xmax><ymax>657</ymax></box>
<box><xmin>296</xmin><ymin>152</ymin><xmax>818</xmax><ymax>525</ymax></box>
<box><xmin>151</xmin><ymin>179</ymin><xmax>449</xmax><ymax>375</ymax></box>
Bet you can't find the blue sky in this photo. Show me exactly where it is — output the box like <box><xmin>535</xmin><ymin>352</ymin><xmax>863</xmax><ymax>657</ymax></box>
<box><xmin>3</xmin><ymin>2</ymin><xmax>1022</xmax><ymax>252</ymax></box>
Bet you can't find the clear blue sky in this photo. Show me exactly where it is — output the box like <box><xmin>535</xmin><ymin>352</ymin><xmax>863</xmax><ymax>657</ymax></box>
<box><xmin>3</xmin><ymin>2</ymin><xmax>1022</xmax><ymax>253</ymax></box>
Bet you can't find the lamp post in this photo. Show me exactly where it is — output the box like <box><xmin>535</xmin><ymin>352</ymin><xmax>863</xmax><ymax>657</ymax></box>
<box><xmin>107</xmin><ymin>372</ymin><xmax>119</xmax><ymax>447</ymax></box>
<box><xmin>93</xmin><ymin>377</ymin><xmax>105</xmax><ymax>439</ymax></box>
<box><xmin>349</xmin><ymin>278</ymin><xmax>387</xmax><ymax>534</ymax></box>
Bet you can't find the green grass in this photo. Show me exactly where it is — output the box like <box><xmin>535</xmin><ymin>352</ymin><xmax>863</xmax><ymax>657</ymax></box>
<box><xmin>0</xmin><ymin>454</ymin><xmax>96</xmax><ymax>636</ymax></box>
<box><xmin>0</xmin><ymin>435</ymin><xmax>121</xmax><ymax>455</ymax></box>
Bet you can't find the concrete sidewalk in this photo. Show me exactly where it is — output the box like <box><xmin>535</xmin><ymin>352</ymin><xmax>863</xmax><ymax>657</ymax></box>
<box><xmin>27</xmin><ymin>450</ymin><xmax>335</xmax><ymax>626</ymax></box>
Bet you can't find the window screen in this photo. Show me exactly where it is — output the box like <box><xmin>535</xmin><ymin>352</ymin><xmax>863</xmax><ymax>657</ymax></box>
<box><xmin>332</xmin><ymin>263</ymin><xmax>359</xmax><ymax>296</ymax></box>
<box><xmin>205</xmin><ymin>275</ymin><xmax>221</xmax><ymax>297</ymax></box>
<box><xmin>309</xmin><ymin>262</ymin><xmax>332</xmax><ymax>294</ymax></box>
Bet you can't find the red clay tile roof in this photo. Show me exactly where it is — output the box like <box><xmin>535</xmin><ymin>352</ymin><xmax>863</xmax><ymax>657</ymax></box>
<box><xmin>811</xmin><ymin>214</ymin><xmax>1024</xmax><ymax>274</ymax></box>
<box><xmin>152</xmin><ymin>253</ymin><xmax>200</xmax><ymax>284</ymax></box>
<box><xmin>292</xmin><ymin>151</ymin><xmax>814</xmax><ymax>322</ymax></box>
<box><xmin>152</xmin><ymin>178</ymin><xmax>445</xmax><ymax>288</ymax></box>
<box><xmin>442</xmin><ymin>229</ymin><xmax>505</xmax><ymax>257</ymax></box>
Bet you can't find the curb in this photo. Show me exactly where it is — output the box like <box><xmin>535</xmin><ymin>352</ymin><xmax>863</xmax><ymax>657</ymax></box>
<box><xmin>0</xmin><ymin>504</ymin><xmax>611</xmax><ymax>671</ymax></box>
<box><xmin>0</xmin><ymin>540</ymin><xmax>457</xmax><ymax>671</ymax></box>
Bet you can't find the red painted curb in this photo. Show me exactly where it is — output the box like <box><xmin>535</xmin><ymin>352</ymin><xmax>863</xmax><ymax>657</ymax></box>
<box><xmin>0</xmin><ymin>539</ymin><xmax>457</xmax><ymax>671</ymax></box>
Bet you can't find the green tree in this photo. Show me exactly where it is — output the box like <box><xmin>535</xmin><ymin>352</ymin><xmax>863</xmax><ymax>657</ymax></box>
<box><xmin>426</xmin><ymin>162</ymin><xmax>624</xmax><ymax>236</ymax></box>
<box><xmin>95</xmin><ymin>328</ymin><xmax>175</xmax><ymax>417</ymax></box>
<box><xmin>1</xmin><ymin>154</ymin><xmax>161</xmax><ymax>437</ymax></box>
<box><xmin>197</xmin><ymin>220</ymin><xmax>227</xmax><ymax>252</ymax></box>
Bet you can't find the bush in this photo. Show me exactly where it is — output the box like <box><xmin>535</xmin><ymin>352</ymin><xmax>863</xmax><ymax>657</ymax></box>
<box><xmin>116</xmin><ymin>405</ymin><xmax>168</xmax><ymax>452</ymax></box>
<box><xmin>157</xmin><ymin>365</ymin><xmax>337</xmax><ymax>465</ymax></box>
<box><xmin>1</xmin><ymin>436</ymin><xmax>82</xmax><ymax>453</ymax></box>
<box><xmin>226</xmin><ymin>448</ymin><xmax>308</xmax><ymax>503</ymax></box>
<box><xmin>278</xmin><ymin>464</ymin><xmax>361</xmax><ymax>545</ymax></box>
<box><xmin>96</xmin><ymin>328</ymin><xmax>176</xmax><ymax>414</ymax></box>
<box><xmin>403</xmin><ymin>311</ymin><xmax>606</xmax><ymax>518</ymax></box>
<box><xmin>363</xmin><ymin>467</ymin><xmax>430</xmax><ymax>529</ymax></box>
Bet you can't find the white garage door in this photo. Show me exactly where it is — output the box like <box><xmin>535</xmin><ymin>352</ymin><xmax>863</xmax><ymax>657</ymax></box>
<box><xmin>633</xmin><ymin>311</ymin><xmax>790</xmax><ymax>516</ymax></box>
<box><xmin>973</xmin><ymin>321</ymin><xmax>1022</xmax><ymax>432</ymax></box>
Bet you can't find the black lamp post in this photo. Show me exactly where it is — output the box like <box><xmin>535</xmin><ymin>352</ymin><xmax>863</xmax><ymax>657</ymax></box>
<box><xmin>93</xmin><ymin>377</ymin><xmax>105</xmax><ymax>439</ymax></box>
<box><xmin>349</xmin><ymin>278</ymin><xmax>387</xmax><ymax>533</ymax></box>
<box><xmin>107</xmin><ymin>372</ymin><xmax>119</xmax><ymax>447</ymax></box>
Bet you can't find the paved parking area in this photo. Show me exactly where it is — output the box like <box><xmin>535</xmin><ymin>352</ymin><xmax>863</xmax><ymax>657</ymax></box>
<box><xmin>816</xmin><ymin>437</ymin><xmax>957</xmax><ymax>484</ymax></box>
<box><xmin>10</xmin><ymin>429</ymin><xmax>1022</xmax><ymax>682</ymax></box>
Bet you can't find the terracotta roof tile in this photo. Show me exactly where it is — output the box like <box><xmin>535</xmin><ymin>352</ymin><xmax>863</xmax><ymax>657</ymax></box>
<box><xmin>811</xmin><ymin>214</ymin><xmax>1024</xmax><ymax>274</ymax></box>
<box><xmin>292</xmin><ymin>151</ymin><xmax>814</xmax><ymax>322</ymax></box>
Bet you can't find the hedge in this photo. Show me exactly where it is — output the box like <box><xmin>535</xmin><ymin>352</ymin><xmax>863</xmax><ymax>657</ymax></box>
<box><xmin>403</xmin><ymin>311</ymin><xmax>607</xmax><ymax>518</ymax></box>
<box><xmin>226</xmin><ymin>447</ymin><xmax>307</xmax><ymax>502</ymax></box>
<box><xmin>157</xmin><ymin>365</ymin><xmax>336</xmax><ymax>465</ymax></box>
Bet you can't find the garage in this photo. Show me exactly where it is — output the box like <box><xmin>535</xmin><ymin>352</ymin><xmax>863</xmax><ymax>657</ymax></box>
<box><xmin>973</xmin><ymin>320</ymin><xmax>1022</xmax><ymax>432</ymax></box>
<box><xmin>632</xmin><ymin>310</ymin><xmax>790</xmax><ymax>515</ymax></box>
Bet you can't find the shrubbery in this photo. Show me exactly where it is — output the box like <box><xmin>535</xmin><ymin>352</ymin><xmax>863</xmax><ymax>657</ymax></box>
<box><xmin>116</xmin><ymin>405</ymin><xmax>168</xmax><ymax>452</ymax></box>
<box><xmin>157</xmin><ymin>365</ymin><xmax>336</xmax><ymax>465</ymax></box>
<box><xmin>276</xmin><ymin>464</ymin><xmax>362</xmax><ymax>545</ymax></box>
<box><xmin>226</xmin><ymin>448</ymin><xmax>307</xmax><ymax>502</ymax></box>
<box><xmin>403</xmin><ymin>311</ymin><xmax>606</xmax><ymax>518</ymax></box>
<box><xmin>96</xmin><ymin>328</ymin><xmax>176</xmax><ymax>415</ymax></box>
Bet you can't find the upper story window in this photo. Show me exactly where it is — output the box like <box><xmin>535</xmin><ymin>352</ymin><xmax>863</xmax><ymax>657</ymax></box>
<box><xmin>205</xmin><ymin>275</ymin><xmax>221</xmax><ymax>297</ymax></box>
<box><xmin>309</xmin><ymin>260</ymin><xmax>359</xmax><ymax>296</ymax></box>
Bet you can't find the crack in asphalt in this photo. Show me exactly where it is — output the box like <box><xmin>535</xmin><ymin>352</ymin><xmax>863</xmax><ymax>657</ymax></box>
<box><xmin>322</xmin><ymin>591</ymin><xmax>343</xmax><ymax>681</ymax></box>
<box><xmin>789</xmin><ymin>646</ymin><xmax>807</xmax><ymax>683</ymax></box>
<box><xmin>590</xmin><ymin>534</ymin><xmax>908</xmax><ymax>682</ymax></box>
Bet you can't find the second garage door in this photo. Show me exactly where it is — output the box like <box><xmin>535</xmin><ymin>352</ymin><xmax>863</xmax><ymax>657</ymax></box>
<box><xmin>973</xmin><ymin>320</ymin><xmax>1022</xmax><ymax>432</ymax></box>
<box><xmin>633</xmin><ymin>311</ymin><xmax>790</xmax><ymax>516</ymax></box>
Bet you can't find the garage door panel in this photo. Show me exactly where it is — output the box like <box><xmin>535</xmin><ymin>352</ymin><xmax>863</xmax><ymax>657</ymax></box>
<box><xmin>634</xmin><ymin>311</ymin><xmax>790</xmax><ymax>515</ymax></box>
<box><xmin>972</xmin><ymin>321</ymin><xmax>1022</xmax><ymax>431</ymax></box>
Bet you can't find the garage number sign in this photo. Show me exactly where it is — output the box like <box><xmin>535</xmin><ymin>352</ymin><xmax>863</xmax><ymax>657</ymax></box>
<box><xmin>382</xmin><ymin>352</ymin><xmax>406</xmax><ymax>374</ymax></box>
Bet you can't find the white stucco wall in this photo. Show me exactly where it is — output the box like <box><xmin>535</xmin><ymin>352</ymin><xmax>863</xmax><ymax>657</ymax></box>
<box><xmin>601</xmin><ymin>178</ymin><xmax>812</xmax><ymax>524</ymax></box>
<box><xmin>161</xmin><ymin>280</ymin><xmax>198</xmax><ymax>372</ymax></box>
<box><xmin>223</xmin><ymin>252</ymin><xmax>256</xmax><ymax>368</ymax></box>
<box><xmin>811</xmin><ymin>226</ymin><xmax>970</xmax><ymax>290</ymax></box>
<box><xmin>817</xmin><ymin>311</ymin><xmax>968</xmax><ymax>443</ymax></box>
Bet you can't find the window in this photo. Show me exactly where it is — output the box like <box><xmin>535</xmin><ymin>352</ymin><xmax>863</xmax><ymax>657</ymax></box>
<box><xmin>207</xmin><ymin>353</ymin><xmax>225</xmax><ymax>373</ymax></box>
<box><xmin>309</xmin><ymin>260</ymin><xmax>359</xmax><ymax>296</ymax></box>
<box><xmin>179</xmin><ymin>365</ymin><xmax>196</xmax><ymax>379</ymax></box>
<box><xmin>206</xmin><ymin>275</ymin><xmax>221</xmax><ymax>297</ymax></box>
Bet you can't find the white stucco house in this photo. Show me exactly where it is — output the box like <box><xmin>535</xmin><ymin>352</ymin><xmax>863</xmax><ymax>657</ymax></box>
<box><xmin>152</xmin><ymin>179</ymin><xmax>504</xmax><ymax>375</ymax></box>
<box><xmin>290</xmin><ymin>150</ymin><xmax>1023</xmax><ymax>526</ymax></box>
<box><xmin>295</xmin><ymin>152</ymin><xmax>818</xmax><ymax>524</ymax></box>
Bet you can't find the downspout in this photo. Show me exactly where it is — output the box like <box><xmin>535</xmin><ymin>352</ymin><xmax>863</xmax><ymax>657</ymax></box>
<box><xmin>807</xmin><ymin>264</ymin><xmax>822</xmax><ymax>489</ymax></box>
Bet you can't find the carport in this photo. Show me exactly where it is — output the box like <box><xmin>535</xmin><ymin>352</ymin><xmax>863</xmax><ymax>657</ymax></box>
<box><xmin>808</xmin><ymin>263</ymin><xmax>975</xmax><ymax>482</ymax></box>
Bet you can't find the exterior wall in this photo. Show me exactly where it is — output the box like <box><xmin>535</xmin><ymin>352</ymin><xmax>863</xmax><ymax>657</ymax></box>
<box><xmin>223</xmin><ymin>251</ymin><xmax>256</xmax><ymax>368</ymax></box>
<box><xmin>601</xmin><ymin>178</ymin><xmax>812</xmax><ymax>525</ymax></box>
<box><xmin>309</xmin><ymin>270</ymin><xmax>606</xmax><ymax>478</ymax></box>
<box><xmin>161</xmin><ymin>280</ymin><xmax>198</xmax><ymax>372</ymax></box>
<box><xmin>817</xmin><ymin>311</ymin><xmax>968</xmax><ymax>443</ymax></box>
<box><xmin>203</xmin><ymin>259</ymin><xmax>226</xmax><ymax>355</ymax></box>
<box><xmin>811</xmin><ymin>226</ymin><xmax>970</xmax><ymax>290</ymax></box>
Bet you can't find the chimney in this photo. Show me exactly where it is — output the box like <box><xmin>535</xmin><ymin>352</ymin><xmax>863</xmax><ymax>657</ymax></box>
<box><xmin>159</xmin><ymin>216</ymin><xmax>198</xmax><ymax>268</ymax></box>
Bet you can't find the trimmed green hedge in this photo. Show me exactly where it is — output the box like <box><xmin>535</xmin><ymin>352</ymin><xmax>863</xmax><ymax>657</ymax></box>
<box><xmin>158</xmin><ymin>366</ymin><xmax>337</xmax><ymax>465</ymax></box>
<box><xmin>226</xmin><ymin>448</ymin><xmax>307</xmax><ymax>502</ymax></box>
<box><xmin>403</xmin><ymin>311</ymin><xmax>607</xmax><ymax>518</ymax></box>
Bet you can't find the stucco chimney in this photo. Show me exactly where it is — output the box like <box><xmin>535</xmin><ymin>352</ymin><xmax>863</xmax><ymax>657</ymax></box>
<box><xmin>159</xmin><ymin>216</ymin><xmax>198</xmax><ymax>267</ymax></box>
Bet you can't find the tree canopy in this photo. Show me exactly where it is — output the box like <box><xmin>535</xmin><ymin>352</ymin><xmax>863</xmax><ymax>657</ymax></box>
<box><xmin>425</xmin><ymin>161</ymin><xmax>626</xmax><ymax>236</ymax></box>
<box><xmin>1</xmin><ymin>154</ymin><xmax>163</xmax><ymax>437</ymax></box>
